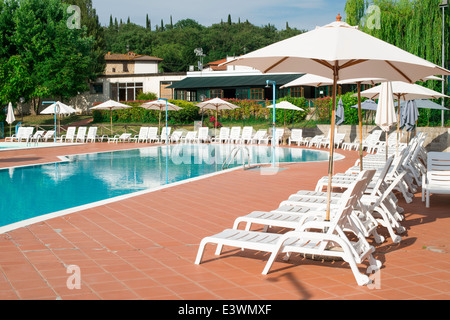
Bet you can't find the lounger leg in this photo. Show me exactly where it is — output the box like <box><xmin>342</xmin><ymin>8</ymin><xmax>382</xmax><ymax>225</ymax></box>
<box><xmin>194</xmin><ymin>239</ymin><xmax>208</xmax><ymax>265</ymax></box>
<box><xmin>426</xmin><ymin>192</ymin><xmax>430</xmax><ymax>208</ymax></box>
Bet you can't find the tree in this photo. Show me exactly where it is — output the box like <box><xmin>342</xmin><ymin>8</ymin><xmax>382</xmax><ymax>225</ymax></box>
<box><xmin>0</xmin><ymin>0</ymin><xmax>97</xmax><ymax>113</ymax></box>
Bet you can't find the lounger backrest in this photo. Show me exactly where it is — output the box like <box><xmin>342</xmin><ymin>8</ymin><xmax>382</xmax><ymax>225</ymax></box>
<box><xmin>44</xmin><ymin>130</ymin><xmax>55</xmax><ymax>138</ymax></box>
<box><xmin>76</xmin><ymin>127</ymin><xmax>87</xmax><ymax>138</ymax></box>
<box><xmin>26</xmin><ymin>127</ymin><xmax>34</xmax><ymax>137</ymax></box>
<box><xmin>87</xmin><ymin>127</ymin><xmax>97</xmax><ymax>137</ymax></box>
<box><xmin>198</xmin><ymin>127</ymin><xmax>208</xmax><ymax>138</ymax></box>
<box><xmin>242</xmin><ymin>127</ymin><xmax>253</xmax><ymax>138</ymax></box>
<box><xmin>230</xmin><ymin>127</ymin><xmax>241</xmax><ymax>138</ymax></box>
<box><xmin>138</xmin><ymin>127</ymin><xmax>149</xmax><ymax>138</ymax></box>
<box><xmin>66</xmin><ymin>127</ymin><xmax>76</xmax><ymax>138</ymax></box>
<box><xmin>185</xmin><ymin>131</ymin><xmax>196</xmax><ymax>139</ymax></box>
<box><xmin>161</xmin><ymin>127</ymin><xmax>171</xmax><ymax>136</ymax></box>
<box><xmin>219</xmin><ymin>127</ymin><xmax>230</xmax><ymax>138</ymax></box>
<box><xmin>34</xmin><ymin>130</ymin><xmax>45</xmax><ymax>139</ymax></box>
<box><xmin>147</xmin><ymin>127</ymin><xmax>158</xmax><ymax>138</ymax></box>
<box><xmin>275</xmin><ymin>128</ymin><xmax>284</xmax><ymax>138</ymax></box>
<box><xmin>312</xmin><ymin>170</ymin><xmax>374</xmax><ymax>252</ymax></box>
<box><xmin>427</xmin><ymin>152</ymin><xmax>450</xmax><ymax>186</ymax></box>
<box><xmin>255</xmin><ymin>130</ymin><xmax>267</xmax><ymax>138</ymax></box>
<box><xmin>291</xmin><ymin>129</ymin><xmax>302</xmax><ymax>139</ymax></box>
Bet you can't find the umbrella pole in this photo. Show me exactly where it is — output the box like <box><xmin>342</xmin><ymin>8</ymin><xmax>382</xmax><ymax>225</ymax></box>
<box><xmin>110</xmin><ymin>109</ymin><xmax>113</xmax><ymax>136</ymax></box>
<box><xmin>396</xmin><ymin>94</ymin><xmax>401</xmax><ymax>156</ymax></box>
<box><xmin>357</xmin><ymin>82</ymin><xmax>363</xmax><ymax>171</ymax></box>
<box><xmin>326</xmin><ymin>64</ymin><xmax>338</xmax><ymax>222</ymax></box>
<box><xmin>159</xmin><ymin>110</ymin><xmax>162</xmax><ymax>137</ymax></box>
<box><xmin>215</xmin><ymin>107</ymin><xmax>218</xmax><ymax>138</ymax></box>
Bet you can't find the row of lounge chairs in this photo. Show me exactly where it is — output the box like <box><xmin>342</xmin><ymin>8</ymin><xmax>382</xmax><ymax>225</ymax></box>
<box><xmin>5</xmin><ymin>127</ymin><xmax>55</xmax><ymax>143</ymax></box>
<box><xmin>195</xmin><ymin>132</ymin><xmax>446</xmax><ymax>286</ymax></box>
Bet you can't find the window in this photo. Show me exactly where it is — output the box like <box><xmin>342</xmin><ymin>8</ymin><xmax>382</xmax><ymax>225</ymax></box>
<box><xmin>123</xmin><ymin>63</ymin><xmax>129</xmax><ymax>72</ymax></box>
<box><xmin>110</xmin><ymin>82</ymin><xmax>144</xmax><ymax>101</ymax></box>
<box><xmin>209</xmin><ymin>89</ymin><xmax>223</xmax><ymax>99</ymax></box>
<box><xmin>90</xmin><ymin>83</ymin><xmax>104</xmax><ymax>94</ymax></box>
<box><xmin>290</xmin><ymin>87</ymin><xmax>302</xmax><ymax>98</ymax></box>
<box><xmin>236</xmin><ymin>88</ymin><xmax>249</xmax><ymax>99</ymax></box>
<box><xmin>250</xmin><ymin>88</ymin><xmax>264</xmax><ymax>100</ymax></box>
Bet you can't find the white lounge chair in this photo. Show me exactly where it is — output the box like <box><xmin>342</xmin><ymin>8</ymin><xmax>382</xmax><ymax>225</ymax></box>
<box><xmin>30</xmin><ymin>130</ymin><xmax>45</xmax><ymax>142</ymax></box>
<box><xmin>269</xmin><ymin>128</ymin><xmax>284</xmax><ymax>146</ymax></box>
<box><xmin>59</xmin><ymin>127</ymin><xmax>76</xmax><ymax>143</ymax></box>
<box><xmin>147</xmin><ymin>127</ymin><xmax>159</xmax><ymax>143</ymax></box>
<box><xmin>86</xmin><ymin>127</ymin><xmax>98</xmax><ymax>143</ymax></box>
<box><xmin>108</xmin><ymin>133</ymin><xmax>132</xmax><ymax>143</ymax></box>
<box><xmin>307</xmin><ymin>135</ymin><xmax>324</xmax><ymax>148</ymax></box>
<box><xmin>197</xmin><ymin>127</ymin><xmax>211</xmax><ymax>143</ymax></box>
<box><xmin>288</xmin><ymin>129</ymin><xmax>304</xmax><ymax>146</ymax></box>
<box><xmin>182</xmin><ymin>131</ymin><xmax>197</xmax><ymax>144</ymax></box>
<box><xmin>251</xmin><ymin>130</ymin><xmax>268</xmax><ymax>145</ymax></box>
<box><xmin>171</xmin><ymin>130</ymin><xmax>183</xmax><ymax>143</ymax></box>
<box><xmin>240</xmin><ymin>127</ymin><xmax>254</xmax><ymax>144</ymax></box>
<box><xmin>362</xmin><ymin>130</ymin><xmax>383</xmax><ymax>153</ymax></box>
<box><xmin>228</xmin><ymin>127</ymin><xmax>241</xmax><ymax>144</ymax></box>
<box><xmin>195</xmin><ymin>174</ymin><xmax>381</xmax><ymax>286</ymax></box>
<box><xmin>5</xmin><ymin>126</ymin><xmax>26</xmax><ymax>142</ymax></box>
<box><xmin>132</xmin><ymin>127</ymin><xmax>149</xmax><ymax>143</ymax></box>
<box><xmin>160</xmin><ymin>127</ymin><xmax>172</xmax><ymax>143</ymax></box>
<box><xmin>212</xmin><ymin>127</ymin><xmax>230</xmax><ymax>143</ymax></box>
<box><xmin>422</xmin><ymin>152</ymin><xmax>450</xmax><ymax>208</ymax></box>
<box><xmin>75</xmin><ymin>127</ymin><xmax>87</xmax><ymax>143</ymax></box>
<box><xmin>41</xmin><ymin>130</ymin><xmax>55</xmax><ymax>142</ymax></box>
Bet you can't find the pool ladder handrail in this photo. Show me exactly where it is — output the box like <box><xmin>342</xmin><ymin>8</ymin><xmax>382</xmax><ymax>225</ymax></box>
<box><xmin>222</xmin><ymin>145</ymin><xmax>251</xmax><ymax>170</ymax></box>
<box><xmin>26</xmin><ymin>133</ymin><xmax>41</xmax><ymax>147</ymax></box>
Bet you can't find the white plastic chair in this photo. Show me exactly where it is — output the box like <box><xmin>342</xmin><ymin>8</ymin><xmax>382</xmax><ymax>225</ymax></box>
<box><xmin>132</xmin><ymin>127</ymin><xmax>149</xmax><ymax>143</ymax></box>
<box><xmin>228</xmin><ymin>127</ymin><xmax>241</xmax><ymax>144</ymax></box>
<box><xmin>288</xmin><ymin>129</ymin><xmax>304</xmax><ymax>146</ymax></box>
<box><xmin>147</xmin><ymin>127</ymin><xmax>159</xmax><ymax>143</ymax></box>
<box><xmin>182</xmin><ymin>131</ymin><xmax>197</xmax><ymax>144</ymax></box>
<box><xmin>75</xmin><ymin>127</ymin><xmax>87</xmax><ymax>143</ymax></box>
<box><xmin>160</xmin><ymin>127</ymin><xmax>172</xmax><ymax>143</ymax></box>
<box><xmin>212</xmin><ymin>127</ymin><xmax>230</xmax><ymax>143</ymax></box>
<box><xmin>251</xmin><ymin>130</ymin><xmax>268</xmax><ymax>145</ymax></box>
<box><xmin>86</xmin><ymin>127</ymin><xmax>98</xmax><ymax>143</ymax></box>
<box><xmin>59</xmin><ymin>127</ymin><xmax>76</xmax><ymax>143</ymax></box>
<box><xmin>240</xmin><ymin>127</ymin><xmax>254</xmax><ymax>144</ymax></box>
<box><xmin>422</xmin><ymin>152</ymin><xmax>450</xmax><ymax>208</ymax></box>
<box><xmin>197</xmin><ymin>127</ymin><xmax>211</xmax><ymax>143</ymax></box>
<box><xmin>108</xmin><ymin>133</ymin><xmax>132</xmax><ymax>143</ymax></box>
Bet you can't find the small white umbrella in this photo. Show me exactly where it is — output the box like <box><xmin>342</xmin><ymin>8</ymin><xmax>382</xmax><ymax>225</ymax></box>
<box><xmin>41</xmin><ymin>101</ymin><xmax>76</xmax><ymax>115</ymax></box>
<box><xmin>139</xmin><ymin>99</ymin><xmax>183</xmax><ymax>136</ymax></box>
<box><xmin>90</xmin><ymin>100</ymin><xmax>132</xmax><ymax>135</ymax></box>
<box><xmin>6</xmin><ymin>102</ymin><xmax>15</xmax><ymax>136</ymax></box>
<box><xmin>375</xmin><ymin>82</ymin><xmax>397</xmax><ymax>159</ymax></box>
<box><xmin>41</xmin><ymin>101</ymin><xmax>76</xmax><ymax>141</ymax></box>
<box><xmin>266</xmin><ymin>100</ymin><xmax>304</xmax><ymax>131</ymax></box>
<box><xmin>195</xmin><ymin>98</ymin><xmax>240</xmax><ymax>133</ymax></box>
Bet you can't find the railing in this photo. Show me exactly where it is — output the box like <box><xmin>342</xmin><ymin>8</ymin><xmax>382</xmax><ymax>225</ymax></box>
<box><xmin>222</xmin><ymin>145</ymin><xmax>251</xmax><ymax>170</ymax></box>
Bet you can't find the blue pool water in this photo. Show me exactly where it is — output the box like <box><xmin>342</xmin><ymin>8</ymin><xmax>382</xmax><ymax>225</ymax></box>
<box><xmin>0</xmin><ymin>144</ymin><xmax>330</xmax><ymax>229</ymax></box>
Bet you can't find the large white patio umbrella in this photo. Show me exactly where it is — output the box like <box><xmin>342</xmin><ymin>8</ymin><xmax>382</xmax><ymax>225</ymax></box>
<box><xmin>41</xmin><ymin>101</ymin><xmax>77</xmax><ymax>141</ymax></box>
<box><xmin>140</xmin><ymin>99</ymin><xmax>183</xmax><ymax>136</ymax></box>
<box><xmin>90</xmin><ymin>100</ymin><xmax>132</xmax><ymax>135</ymax></box>
<box><xmin>225</xmin><ymin>14</ymin><xmax>450</xmax><ymax>221</ymax></box>
<box><xmin>6</xmin><ymin>102</ymin><xmax>15</xmax><ymax>137</ymax></box>
<box><xmin>195</xmin><ymin>98</ymin><xmax>240</xmax><ymax>133</ymax></box>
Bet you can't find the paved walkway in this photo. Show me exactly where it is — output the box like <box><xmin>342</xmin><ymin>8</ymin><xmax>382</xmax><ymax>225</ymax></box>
<box><xmin>0</xmin><ymin>142</ymin><xmax>448</xmax><ymax>300</ymax></box>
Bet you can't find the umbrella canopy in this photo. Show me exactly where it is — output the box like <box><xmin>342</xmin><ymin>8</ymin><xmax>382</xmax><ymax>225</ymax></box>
<box><xmin>400</xmin><ymin>99</ymin><xmax>449</xmax><ymax>110</ymax></box>
<box><xmin>195</xmin><ymin>98</ymin><xmax>240</xmax><ymax>132</ymax></box>
<box><xmin>336</xmin><ymin>98</ymin><xmax>345</xmax><ymax>126</ymax></box>
<box><xmin>375</xmin><ymin>82</ymin><xmax>397</xmax><ymax>132</ymax></box>
<box><xmin>358</xmin><ymin>81</ymin><xmax>450</xmax><ymax>100</ymax></box>
<box><xmin>140</xmin><ymin>99</ymin><xmax>183</xmax><ymax>135</ymax></box>
<box><xmin>350</xmin><ymin>99</ymin><xmax>378</xmax><ymax>111</ymax></box>
<box><xmin>265</xmin><ymin>100</ymin><xmax>304</xmax><ymax>111</ymax></box>
<box><xmin>225</xmin><ymin>15</ymin><xmax>450</xmax><ymax>222</ymax></box>
<box><xmin>6</xmin><ymin>102</ymin><xmax>15</xmax><ymax>124</ymax></box>
<box><xmin>400</xmin><ymin>100</ymin><xmax>419</xmax><ymax>132</ymax></box>
<box><xmin>281</xmin><ymin>73</ymin><xmax>384</xmax><ymax>88</ymax></box>
<box><xmin>225</xmin><ymin>19</ymin><xmax>450</xmax><ymax>83</ymax></box>
<box><xmin>41</xmin><ymin>101</ymin><xmax>76</xmax><ymax>115</ymax></box>
<box><xmin>91</xmin><ymin>100</ymin><xmax>132</xmax><ymax>135</ymax></box>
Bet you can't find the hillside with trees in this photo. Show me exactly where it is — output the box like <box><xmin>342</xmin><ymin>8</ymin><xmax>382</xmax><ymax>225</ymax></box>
<box><xmin>103</xmin><ymin>15</ymin><xmax>306</xmax><ymax>72</ymax></box>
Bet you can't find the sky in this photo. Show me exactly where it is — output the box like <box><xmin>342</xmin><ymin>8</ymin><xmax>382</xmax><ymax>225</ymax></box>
<box><xmin>92</xmin><ymin>0</ymin><xmax>349</xmax><ymax>31</ymax></box>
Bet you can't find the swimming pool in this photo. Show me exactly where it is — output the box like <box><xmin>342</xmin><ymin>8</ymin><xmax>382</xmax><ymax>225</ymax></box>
<box><xmin>0</xmin><ymin>144</ymin><xmax>334</xmax><ymax>232</ymax></box>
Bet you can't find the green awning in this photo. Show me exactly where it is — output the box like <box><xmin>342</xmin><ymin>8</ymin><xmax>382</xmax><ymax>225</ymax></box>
<box><xmin>168</xmin><ymin>74</ymin><xmax>304</xmax><ymax>89</ymax></box>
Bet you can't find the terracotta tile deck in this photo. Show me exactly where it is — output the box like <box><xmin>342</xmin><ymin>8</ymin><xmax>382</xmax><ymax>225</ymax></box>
<box><xmin>0</xmin><ymin>142</ymin><xmax>449</xmax><ymax>300</ymax></box>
